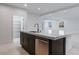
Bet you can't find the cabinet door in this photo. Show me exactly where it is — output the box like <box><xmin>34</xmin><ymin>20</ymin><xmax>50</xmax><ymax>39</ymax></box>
<box><xmin>49</xmin><ymin>38</ymin><xmax>66</xmax><ymax>55</ymax></box>
<box><xmin>21</xmin><ymin>33</ymin><xmax>35</xmax><ymax>55</ymax></box>
<box><xmin>20</xmin><ymin>32</ymin><xmax>24</xmax><ymax>46</ymax></box>
<box><xmin>23</xmin><ymin>33</ymin><xmax>29</xmax><ymax>51</ymax></box>
<box><xmin>28</xmin><ymin>35</ymin><xmax>35</xmax><ymax>54</ymax></box>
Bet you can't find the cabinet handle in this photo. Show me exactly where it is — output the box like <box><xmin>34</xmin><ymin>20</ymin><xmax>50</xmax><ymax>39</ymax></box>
<box><xmin>39</xmin><ymin>40</ymin><xmax>48</xmax><ymax>43</ymax></box>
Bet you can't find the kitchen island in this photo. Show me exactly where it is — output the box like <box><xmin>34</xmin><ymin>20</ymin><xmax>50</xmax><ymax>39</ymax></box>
<box><xmin>20</xmin><ymin>31</ymin><xmax>68</xmax><ymax>55</ymax></box>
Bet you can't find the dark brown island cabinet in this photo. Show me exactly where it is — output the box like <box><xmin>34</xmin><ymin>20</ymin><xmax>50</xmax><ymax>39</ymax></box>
<box><xmin>20</xmin><ymin>32</ymin><xmax>66</xmax><ymax>55</ymax></box>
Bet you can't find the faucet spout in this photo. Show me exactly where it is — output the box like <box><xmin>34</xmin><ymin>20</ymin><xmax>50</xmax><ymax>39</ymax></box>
<box><xmin>34</xmin><ymin>23</ymin><xmax>39</xmax><ymax>32</ymax></box>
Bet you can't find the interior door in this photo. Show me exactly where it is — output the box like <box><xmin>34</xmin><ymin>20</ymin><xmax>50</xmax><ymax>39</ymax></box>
<box><xmin>13</xmin><ymin>16</ymin><xmax>24</xmax><ymax>39</ymax></box>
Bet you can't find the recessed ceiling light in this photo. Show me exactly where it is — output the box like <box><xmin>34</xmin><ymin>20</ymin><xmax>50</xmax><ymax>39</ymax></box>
<box><xmin>24</xmin><ymin>4</ymin><xmax>27</xmax><ymax>7</ymax></box>
<box><xmin>37</xmin><ymin>8</ymin><xmax>41</xmax><ymax>10</ymax></box>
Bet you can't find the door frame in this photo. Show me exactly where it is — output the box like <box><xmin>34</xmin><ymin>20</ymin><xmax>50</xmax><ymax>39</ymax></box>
<box><xmin>11</xmin><ymin>15</ymin><xmax>24</xmax><ymax>41</ymax></box>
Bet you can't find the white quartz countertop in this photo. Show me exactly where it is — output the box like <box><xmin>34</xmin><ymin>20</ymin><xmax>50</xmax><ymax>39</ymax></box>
<box><xmin>21</xmin><ymin>31</ymin><xmax>71</xmax><ymax>40</ymax></box>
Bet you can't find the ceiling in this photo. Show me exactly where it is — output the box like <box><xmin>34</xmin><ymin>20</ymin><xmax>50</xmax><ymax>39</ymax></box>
<box><xmin>4</xmin><ymin>3</ymin><xmax>79</xmax><ymax>15</ymax></box>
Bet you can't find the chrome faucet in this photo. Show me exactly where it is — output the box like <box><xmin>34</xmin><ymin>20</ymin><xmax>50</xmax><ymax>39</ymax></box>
<box><xmin>34</xmin><ymin>23</ymin><xmax>39</xmax><ymax>32</ymax></box>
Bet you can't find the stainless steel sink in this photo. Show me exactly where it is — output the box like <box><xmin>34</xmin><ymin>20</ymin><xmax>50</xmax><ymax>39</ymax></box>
<box><xmin>29</xmin><ymin>31</ymin><xmax>39</xmax><ymax>33</ymax></box>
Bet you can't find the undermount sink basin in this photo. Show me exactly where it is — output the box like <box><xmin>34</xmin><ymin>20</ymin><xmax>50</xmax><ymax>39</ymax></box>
<box><xmin>29</xmin><ymin>31</ymin><xmax>39</xmax><ymax>33</ymax></box>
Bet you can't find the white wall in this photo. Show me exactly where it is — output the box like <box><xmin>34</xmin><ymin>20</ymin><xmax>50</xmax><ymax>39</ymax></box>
<box><xmin>25</xmin><ymin>12</ymin><xmax>40</xmax><ymax>31</ymax></box>
<box><xmin>0</xmin><ymin>4</ymin><xmax>40</xmax><ymax>44</ymax></box>
<box><xmin>0</xmin><ymin>4</ymin><xmax>27</xmax><ymax>44</ymax></box>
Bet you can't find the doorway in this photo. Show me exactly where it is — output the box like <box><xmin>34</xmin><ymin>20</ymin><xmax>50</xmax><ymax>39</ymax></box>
<box><xmin>13</xmin><ymin>16</ymin><xmax>24</xmax><ymax>45</ymax></box>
